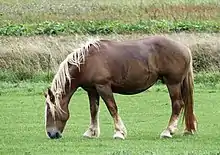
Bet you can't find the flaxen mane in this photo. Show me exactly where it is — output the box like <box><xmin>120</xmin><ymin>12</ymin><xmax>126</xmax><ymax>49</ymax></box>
<box><xmin>47</xmin><ymin>38</ymin><xmax>101</xmax><ymax>119</ymax></box>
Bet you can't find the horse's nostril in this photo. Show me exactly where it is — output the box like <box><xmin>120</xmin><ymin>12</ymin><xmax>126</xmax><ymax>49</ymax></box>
<box><xmin>55</xmin><ymin>132</ymin><xmax>61</xmax><ymax>139</ymax></box>
<box><xmin>47</xmin><ymin>132</ymin><xmax>51</xmax><ymax>138</ymax></box>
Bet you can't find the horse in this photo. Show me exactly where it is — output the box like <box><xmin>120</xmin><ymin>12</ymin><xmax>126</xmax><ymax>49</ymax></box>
<box><xmin>44</xmin><ymin>35</ymin><xmax>197</xmax><ymax>140</ymax></box>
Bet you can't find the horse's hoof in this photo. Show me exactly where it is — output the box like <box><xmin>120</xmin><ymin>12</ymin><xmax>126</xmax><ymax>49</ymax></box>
<box><xmin>160</xmin><ymin>130</ymin><xmax>172</xmax><ymax>138</ymax></box>
<box><xmin>83</xmin><ymin>128</ymin><xmax>100</xmax><ymax>138</ymax></box>
<box><xmin>183</xmin><ymin>130</ymin><xmax>195</xmax><ymax>136</ymax></box>
<box><xmin>113</xmin><ymin>131</ymin><xmax>125</xmax><ymax>140</ymax></box>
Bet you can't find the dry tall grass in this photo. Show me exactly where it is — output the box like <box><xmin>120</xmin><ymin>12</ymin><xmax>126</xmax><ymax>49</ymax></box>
<box><xmin>0</xmin><ymin>0</ymin><xmax>219</xmax><ymax>25</ymax></box>
<box><xmin>0</xmin><ymin>33</ymin><xmax>220</xmax><ymax>74</ymax></box>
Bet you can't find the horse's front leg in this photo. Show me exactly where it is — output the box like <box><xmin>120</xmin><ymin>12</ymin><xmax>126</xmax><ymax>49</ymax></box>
<box><xmin>96</xmin><ymin>84</ymin><xmax>127</xmax><ymax>140</ymax></box>
<box><xmin>83</xmin><ymin>90</ymin><xmax>100</xmax><ymax>138</ymax></box>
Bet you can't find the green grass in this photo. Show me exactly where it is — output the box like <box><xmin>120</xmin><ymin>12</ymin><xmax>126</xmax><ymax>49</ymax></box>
<box><xmin>0</xmin><ymin>82</ymin><xmax>220</xmax><ymax>155</ymax></box>
<box><xmin>1</xmin><ymin>70</ymin><xmax>220</xmax><ymax>87</ymax></box>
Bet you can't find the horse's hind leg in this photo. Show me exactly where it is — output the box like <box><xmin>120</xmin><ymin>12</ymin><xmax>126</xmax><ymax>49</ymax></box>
<box><xmin>160</xmin><ymin>83</ymin><xmax>184</xmax><ymax>138</ymax></box>
<box><xmin>96</xmin><ymin>84</ymin><xmax>127</xmax><ymax>140</ymax></box>
<box><xmin>83</xmin><ymin>90</ymin><xmax>100</xmax><ymax>138</ymax></box>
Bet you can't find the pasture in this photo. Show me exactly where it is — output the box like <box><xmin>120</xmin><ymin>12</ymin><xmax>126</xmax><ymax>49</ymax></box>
<box><xmin>1</xmin><ymin>0</ymin><xmax>220</xmax><ymax>154</ymax></box>
<box><xmin>0</xmin><ymin>82</ymin><xmax>220</xmax><ymax>155</ymax></box>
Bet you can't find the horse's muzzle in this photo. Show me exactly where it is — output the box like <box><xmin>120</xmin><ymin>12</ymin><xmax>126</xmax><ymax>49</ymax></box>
<box><xmin>47</xmin><ymin>130</ymin><xmax>62</xmax><ymax>139</ymax></box>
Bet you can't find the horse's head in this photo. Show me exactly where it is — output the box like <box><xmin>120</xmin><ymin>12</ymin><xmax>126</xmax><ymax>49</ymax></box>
<box><xmin>44</xmin><ymin>88</ymin><xmax>70</xmax><ymax>139</ymax></box>
<box><xmin>43</xmin><ymin>39</ymin><xmax>100</xmax><ymax>139</ymax></box>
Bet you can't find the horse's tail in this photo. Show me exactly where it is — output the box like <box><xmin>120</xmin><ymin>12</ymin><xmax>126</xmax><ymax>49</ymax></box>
<box><xmin>181</xmin><ymin>55</ymin><xmax>197</xmax><ymax>134</ymax></box>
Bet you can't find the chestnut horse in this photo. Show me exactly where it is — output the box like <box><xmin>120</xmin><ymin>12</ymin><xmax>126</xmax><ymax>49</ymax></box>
<box><xmin>44</xmin><ymin>36</ymin><xmax>197</xmax><ymax>139</ymax></box>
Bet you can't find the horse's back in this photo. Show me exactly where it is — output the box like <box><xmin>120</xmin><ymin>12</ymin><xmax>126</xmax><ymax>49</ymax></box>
<box><xmin>81</xmin><ymin>36</ymin><xmax>192</xmax><ymax>92</ymax></box>
<box><xmin>99</xmin><ymin>35</ymin><xmax>191</xmax><ymax>74</ymax></box>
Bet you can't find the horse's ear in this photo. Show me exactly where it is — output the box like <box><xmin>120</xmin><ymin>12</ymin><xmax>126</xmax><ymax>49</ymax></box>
<box><xmin>47</xmin><ymin>88</ymin><xmax>55</xmax><ymax>102</ymax></box>
<box><xmin>47</xmin><ymin>88</ymin><xmax>53</xmax><ymax>96</ymax></box>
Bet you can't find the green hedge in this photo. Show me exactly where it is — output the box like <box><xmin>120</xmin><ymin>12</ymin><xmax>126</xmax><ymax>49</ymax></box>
<box><xmin>0</xmin><ymin>20</ymin><xmax>219</xmax><ymax>36</ymax></box>
<box><xmin>1</xmin><ymin>70</ymin><xmax>220</xmax><ymax>85</ymax></box>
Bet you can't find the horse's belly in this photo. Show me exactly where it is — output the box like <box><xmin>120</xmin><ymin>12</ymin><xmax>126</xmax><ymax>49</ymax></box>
<box><xmin>110</xmin><ymin>59</ymin><xmax>158</xmax><ymax>95</ymax></box>
<box><xmin>111</xmin><ymin>76</ymin><xmax>157</xmax><ymax>95</ymax></box>
<box><xmin>112</xmin><ymin>86</ymin><xmax>150</xmax><ymax>95</ymax></box>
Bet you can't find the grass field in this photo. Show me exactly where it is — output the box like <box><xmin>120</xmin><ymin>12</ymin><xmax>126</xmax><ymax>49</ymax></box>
<box><xmin>1</xmin><ymin>0</ymin><xmax>219</xmax><ymax>25</ymax></box>
<box><xmin>1</xmin><ymin>0</ymin><xmax>220</xmax><ymax>154</ymax></box>
<box><xmin>1</xmin><ymin>82</ymin><xmax>220</xmax><ymax>155</ymax></box>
